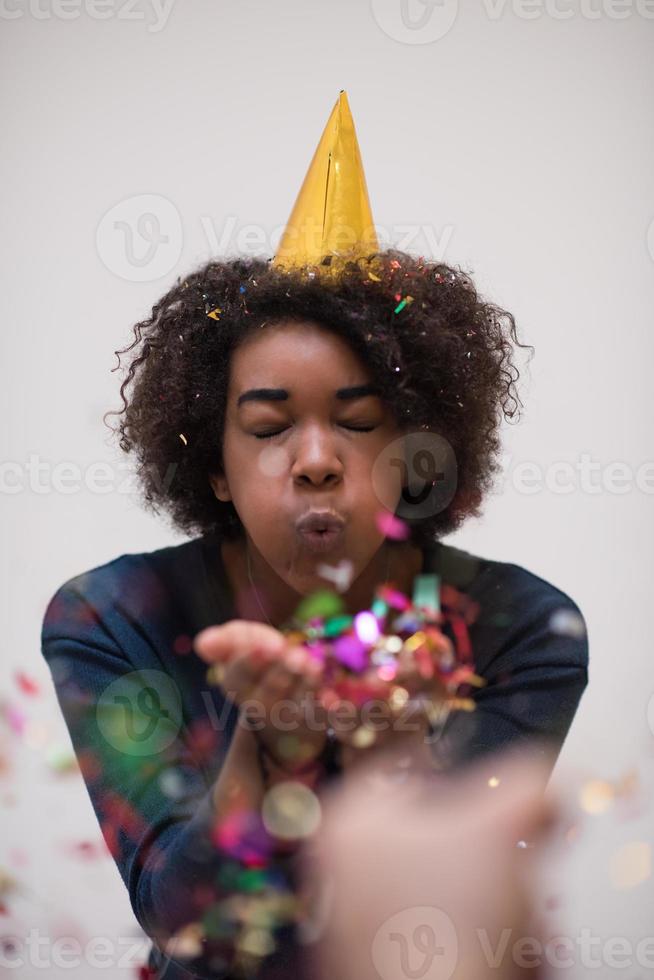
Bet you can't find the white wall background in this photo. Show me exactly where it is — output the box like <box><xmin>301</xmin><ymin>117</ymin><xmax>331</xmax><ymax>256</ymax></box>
<box><xmin>2</xmin><ymin>1</ymin><xmax>653</xmax><ymax>976</ymax></box>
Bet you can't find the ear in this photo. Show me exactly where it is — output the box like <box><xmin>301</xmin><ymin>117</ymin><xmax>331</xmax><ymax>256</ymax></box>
<box><xmin>209</xmin><ymin>472</ymin><xmax>231</xmax><ymax>503</ymax></box>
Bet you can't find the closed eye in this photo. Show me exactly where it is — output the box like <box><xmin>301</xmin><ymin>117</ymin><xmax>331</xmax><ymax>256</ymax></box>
<box><xmin>253</xmin><ymin>425</ymin><xmax>376</xmax><ymax>440</ymax></box>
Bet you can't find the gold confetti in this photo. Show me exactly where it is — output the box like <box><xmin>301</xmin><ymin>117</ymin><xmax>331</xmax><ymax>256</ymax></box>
<box><xmin>389</xmin><ymin>685</ymin><xmax>409</xmax><ymax>712</ymax></box>
<box><xmin>179</xmin><ymin>433</ymin><xmax>188</xmax><ymax>446</ymax></box>
<box><xmin>45</xmin><ymin>744</ymin><xmax>78</xmax><ymax>773</ymax></box>
<box><xmin>609</xmin><ymin>841</ymin><xmax>651</xmax><ymax>890</ymax></box>
<box><xmin>579</xmin><ymin>779</ymin><xmax>614</xmax><ymax>815</ymax></box>
<box><xmin>0</xmin><ymin>869</ymin><xmax>17</xmax><ymax>898</ymax></box>
<box><xmin>262</xmin><ymin>781</ymin><xmax>321</xmax><ymax>840</ymax></box>
<box><xmin>351</xmin><ymin>725</ymin><xmax>377</xmax><ymax>749</ymax></box>
<box><xmin>403</xmin><ymin>631</ymin><xmax>427</xmax><ymax>654</ymax></box>
<box><xmin>236</xmin><ymin>926</ymin><xmax>276</xmax><ymax>957</ymax></box>
<box><xmin>448</xmin><ymin>697</ymin><xmax>475</xmax><ymax>711</ymax></box>
<box><xmin>164</xmin><ymin>923</ymin><xmax>205</xmax><ymax>959</ymax></box>
<box><xmin>207</xmin><ymin>663</ymin><xmax>226</xmax><ymax>687</ymax></box>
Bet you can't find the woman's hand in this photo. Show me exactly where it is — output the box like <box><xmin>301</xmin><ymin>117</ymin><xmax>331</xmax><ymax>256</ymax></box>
<box><xmin>194</xmin><ymin>620</ymin><xmax>328</xmax><ymax>774</ymax></box>
<box><xmin>194</xmin><ymin>620</ymin><xmax>456</xmax><ymax>777</ymax></box>
<box><xmin>327</xmin><ymin>629</ymin><xmax>455</xmax><ymax>772</ymax></box>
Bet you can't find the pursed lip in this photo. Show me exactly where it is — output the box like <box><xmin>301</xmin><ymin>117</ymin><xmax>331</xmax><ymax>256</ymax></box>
<box><xmin>294</xmin><ymin>510</ymin><xmax>346</xmax><ymax>534</ymax></box>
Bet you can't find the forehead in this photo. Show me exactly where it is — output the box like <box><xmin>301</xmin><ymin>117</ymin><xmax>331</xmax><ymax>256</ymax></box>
<box><xmin>229</xmin><ymin>319</ymin><xmax>370</xmax><ymax>384</ymax></box>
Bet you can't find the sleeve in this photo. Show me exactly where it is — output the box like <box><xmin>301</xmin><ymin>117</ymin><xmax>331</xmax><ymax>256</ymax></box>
<box><xmin>41</xmin><ymin>581</ymin><xmax>305</xmax><ymax>980</ymax></box>
<box><xmin>430</xmin><ymin>569</ymin><xmax>589</xmax><ymax>783</ymax></box>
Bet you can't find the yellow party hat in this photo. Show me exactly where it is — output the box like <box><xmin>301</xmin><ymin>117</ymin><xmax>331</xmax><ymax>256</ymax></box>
<box><xmin>272</xmin><ymin>90</ymin><xmax>379</xmax><ymax>275</ymax></box>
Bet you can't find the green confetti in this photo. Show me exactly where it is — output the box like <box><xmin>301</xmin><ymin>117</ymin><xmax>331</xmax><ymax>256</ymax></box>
<box><xmin>412</xmin><ymin>573</ymin><xmax>440</xmax><ymax>616</ymax></box>
<box><xmin>237</xmin><ymin>868</ymin><xmax>268</xmax><ymax>893</ymax></box>
<box><xmin>203</xmin><ymin>904</ymin><xmax>238</xmax><ymax>940</ymax></box>
<box><xmin>45</xmin><ymin>744</ymin><xmax>77</xmax><ymax>773</ymax></box>
<box><xmin>371</xmin><ymin>596</ymin><xmax>388</xmax><ymax>619</ymax></box>
<box><xmin>323</xmin><ymin>614</ymin><xmax>353</xmax><ymax>638</ymax></box>
<box><xmin>293</xmin><ymin>589</ymin><xmax>345</xmax><ymax>624</ymax></box>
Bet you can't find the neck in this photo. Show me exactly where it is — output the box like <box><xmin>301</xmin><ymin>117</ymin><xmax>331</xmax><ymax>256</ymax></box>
<box><xmin>221</xmin><ymin>537</ymin><xmax>424</xmax><ymax>630</ymax></box>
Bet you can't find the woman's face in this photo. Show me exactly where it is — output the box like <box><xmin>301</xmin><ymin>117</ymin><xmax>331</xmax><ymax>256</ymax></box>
<box><xmin>210</xmin><ymin>319</ymin><xmax>408</xmax><ymax>599</ymax></box>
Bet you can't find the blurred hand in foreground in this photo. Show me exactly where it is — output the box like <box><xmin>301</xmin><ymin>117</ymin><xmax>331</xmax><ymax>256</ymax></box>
<box><xmin>302</xmin><ymin>742</ymin><xmax>560</xmax><ymax>980</ymax></box>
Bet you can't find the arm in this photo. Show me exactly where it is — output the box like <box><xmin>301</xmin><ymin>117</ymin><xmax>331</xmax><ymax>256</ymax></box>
<box><xmin>41</xmin><ymin>583</ymin><xmax>309</xmax><ymax>979</ymax></box>
<box><xmin>430</xmin><ymin>574</ymin><xmax>589</xmax><ymax>784</ymax></box>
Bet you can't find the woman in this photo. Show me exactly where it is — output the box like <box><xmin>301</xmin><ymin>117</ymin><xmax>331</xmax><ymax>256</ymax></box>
<box><xmin>41</xmin><ymin>247</ymin><xmax>588</xmax><ymax>979</ymax></box>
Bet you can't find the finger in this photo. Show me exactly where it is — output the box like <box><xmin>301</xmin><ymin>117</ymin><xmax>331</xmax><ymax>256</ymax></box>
<box><xmin>250</xmin><ymin>656</ymin><xmax>328</xmax><ymax>760</ymax></box>
<box><xmin>292</xmin><ymin>670</ymin><xmax>329</xmax><ymax>749</ymax></box>
<box><xmin>248</xmin><ymin>660</ymin><xmax>300</xmax><ymax>712</ymax></box>
<box><xmin>218</xmin><ymin>652</ymin><xmax>267</xmax><ymax>701</ymax></box>
<box><xmin>193</xmin><ymin>619</ymin><xmax>286</xmax><ymax>663</ymax></box>
<box><xmin>245</xmin><ymin>645</ymin><xmax>317</xmax><ymax>708</ymax></box>
<box><xmin>244</xmin><ymin>661</ymin><xmax>306</xmax><ymax>750</ymax></box>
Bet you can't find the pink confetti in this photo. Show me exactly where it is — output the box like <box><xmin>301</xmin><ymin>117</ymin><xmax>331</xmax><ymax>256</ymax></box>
<box><xmin>3</xmin><ymin>703</ymin><xmax>26</xmax><ymax>735</ymax></box>
<box><xmin>377</xmin><ymin>585</ymin><xmax>411</xmax><ymax>611</ymax></box>
<box><xmin>14</xmin><ymin>672</ymin><xmax>40</xmax><ymax>696</ymax></box>
<box><xmin>173</xmin><ymin>634</ymin><xmax>193</xmax><ymax>655</ymax></box>
<box><xmin>354</xmin><ymin>611</ymin><xmax>380</xmax><ymax>646</ymax></box>
<box><xmin>67</xmin><ymin>840</ymin><xmax>107</xmax><ymax>860</ymax></box>
<box><xmin>332</xmin><ymin>634</ymin><xmax>368</xmax><ymax>673</ymax></box>
<box><xmin>375</xmin><ymin>509</ymin><xmax>410</xmax><ymax>541</ymax></box>
<box><xmin>8</xmin><ymin>848</ymin><xmax>28</xmax><ymax>867</ymax></box>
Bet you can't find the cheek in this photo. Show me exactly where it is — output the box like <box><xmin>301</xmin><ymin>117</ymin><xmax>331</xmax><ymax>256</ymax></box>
<box><xmin>228</xmin><ymin>445</ymin><xmax>286</xmax><ymax>520</ymax></box>
<box><xmin>224</xmin><ymin>434</ymin><xmax>283</xmax><ymax>487</ymax></box>
<box><xmin>255</xmin><ymin>443</ymin><xmax>290</xmax><ymax>481</ymax></box>
<box><xmin>368</xmin><ymin>435</ymin><xmax>407</xmax><ymax>511</ymax></box>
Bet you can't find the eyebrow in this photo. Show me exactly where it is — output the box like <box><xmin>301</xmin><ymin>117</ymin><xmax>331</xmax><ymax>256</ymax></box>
<box><xmin>236</xmin><ymin>383</ymin><xmax>380</xmax><ymax>408</ymax></box>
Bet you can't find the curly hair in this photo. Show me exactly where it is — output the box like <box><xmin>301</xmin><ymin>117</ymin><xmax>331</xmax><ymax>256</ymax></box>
<box><xmin>104</xmin><ymin>249</ymin><xmax>532</xmax><ymax>547</ymax></box>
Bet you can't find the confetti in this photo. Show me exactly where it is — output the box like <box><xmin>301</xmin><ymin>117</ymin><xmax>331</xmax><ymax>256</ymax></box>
<box><xmin>332</xmin><ymin>634</ymin><xmax>368</xmax><ymax>673</ymax></box>
<box><xmin>353</xmin><ymin>611</ymin><xmax>380</xmax><ymax>646</ymax></box>
<box><xmin>375</xmin><ymin>510</ymin><xmax>410</xmax><ymax>541</ymax></box>
<box><xmin>393</xmin><ymin>295</ymin><xmax>414</xmax><ymax>315</ymax></box>
<box><xmin>0</xmin><ymin>869</ymin><xmax>17</xmax><ymax>898</ymax></box>
<box><xmin>316</xmin><ymin>559</ymin><xmax>354</xmax><ymax>593</ymax></box>
<box><xmin>159</xmin><ymin>768</ymin><xmax>187</xmax><ymax>800</ymax></box>
<box><xmin>14</xmin><ymin>672</ymin><xmax>39</xmax><ymax>696</ymax></box>
<box><xmin>609</xmin><ymin>841</ymin><xmax>651</xmax><ymax>890</ymax></box>
<box><xmin>2</xmin><ymin>702</ymin><xmax>26</xmax><ymax>735</ymax></box>
<box><xmin>293</xmin><ymin>590</ymin><xmax>344</xmax><ymax>624</ymax></box>
<box><xmin>173</xmin><ymin>634</ymin><xmax>193</xmax><ymax>655</ymax></box>
<box><xmin>179</xmin><ymin>433</ymin><xmax>188</xmax><ymax>446</ymax></box>
<box><xmin>579</xmin><ymin>779</ymin><xmax>614</xmax><ymax>815</ymax></box>
<box><xmin>164</xmin><ymin>923</ymin><xmax>205</xmax><ymax>960</ymax></box>
<box><xmin>549</xmin><ymin>608</ymin><xmax>586</xmax><ymax>639</ymax></box>
<box><xmin>261</xmin><ymin>782</ymin><xmax>321</xmax><ymax>841</ymax></box>
<box><xmin>351</xmin><ymin>725</ymin><xmax>376</xmax><ymax>749</ymax></box>
<box><xmin>45</xmin><ymin>744</ymin><xmax>78</xmax><ymax>773</ymax></box>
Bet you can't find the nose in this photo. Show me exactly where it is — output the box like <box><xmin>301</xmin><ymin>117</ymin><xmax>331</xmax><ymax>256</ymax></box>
<box><xmin>290</xmin><ymin>423</ymin><xmax>344</xmax><ymax>488</ymax></box>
